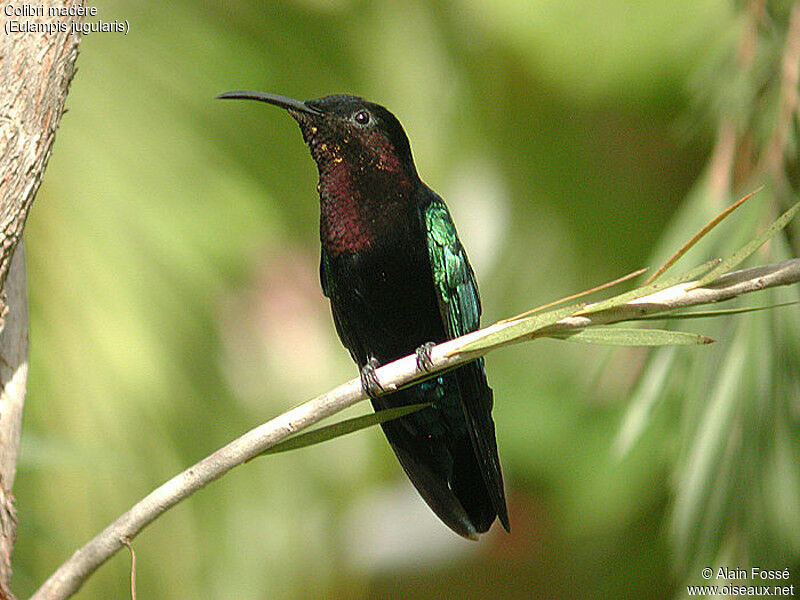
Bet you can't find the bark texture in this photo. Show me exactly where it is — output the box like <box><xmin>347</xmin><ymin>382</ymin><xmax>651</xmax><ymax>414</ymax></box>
<box><xmin>0</xmin><ymin>3</ymin><xmax>83</xmax><ymax>597</ymax></box>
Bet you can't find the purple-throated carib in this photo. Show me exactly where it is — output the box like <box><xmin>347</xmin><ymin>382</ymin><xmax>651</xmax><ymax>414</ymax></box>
<box><xmin>218</xmin><ymin>90</ymin><xmax>509</xmax><ymax>539</ymax></box>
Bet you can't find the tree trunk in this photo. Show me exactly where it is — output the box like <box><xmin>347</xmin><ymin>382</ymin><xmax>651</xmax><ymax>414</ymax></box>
<box><xmin>0</xmin><ymin>3</ymin><xmax>83</xmax><ymax>597</ymax></box>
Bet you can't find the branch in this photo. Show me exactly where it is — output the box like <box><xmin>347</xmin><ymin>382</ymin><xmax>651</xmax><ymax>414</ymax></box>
<box><xmin>31</xmin><ymin>257</ymin><xmax>800</xmax><ymax>600</ymax></box>
<box><xmin>538</xmin><ymin>259</ymin><xmax>800</xmax><ymax>339</ymax></box>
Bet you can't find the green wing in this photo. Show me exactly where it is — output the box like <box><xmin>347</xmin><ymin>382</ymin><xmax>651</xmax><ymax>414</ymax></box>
<box><xmin>424</xmin><ymin>198</ymin><xmax>482</xmax><ymax>337</ymax></box>
<box><xmin>425</xmin><ymin>196</ymin><xmax>510</xmax><ymax>531</ymax></box>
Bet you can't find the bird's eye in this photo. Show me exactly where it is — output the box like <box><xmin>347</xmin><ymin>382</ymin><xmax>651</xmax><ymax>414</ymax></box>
<box><xmin>354</xmin><ymin>110</ymin><xmax>370</xmax><ymax>125</ymax></box>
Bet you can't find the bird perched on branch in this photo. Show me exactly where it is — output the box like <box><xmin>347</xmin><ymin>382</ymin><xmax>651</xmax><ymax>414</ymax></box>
<box><xmin>218</xmin><ymin>90</ymin><xmax>508</xmax><ymax>539</ymax></box>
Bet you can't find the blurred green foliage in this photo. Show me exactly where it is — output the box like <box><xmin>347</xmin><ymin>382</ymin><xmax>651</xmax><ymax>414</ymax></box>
<box><xmin>13</xmin><ymin>0</ymin><xmax>799</xmax><ymax>598</ymax></box>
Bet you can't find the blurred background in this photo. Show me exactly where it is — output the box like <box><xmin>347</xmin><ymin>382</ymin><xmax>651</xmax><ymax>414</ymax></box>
<box><xmin>14</xmin><ymin>0</ymin><xmax>800</xmax><ymax>598</ymax></box>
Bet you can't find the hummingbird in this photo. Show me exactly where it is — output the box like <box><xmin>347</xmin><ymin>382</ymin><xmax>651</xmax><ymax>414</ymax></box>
<box><xmin>218</xmin><ymin>90</ymin><xmax>509</xmax><ymax>539</ymax></box>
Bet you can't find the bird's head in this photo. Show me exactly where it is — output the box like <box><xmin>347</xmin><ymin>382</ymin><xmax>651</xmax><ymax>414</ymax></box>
<box><xmin>217</xmin><ymin>91</ymin><xmax>419</xmax><ymax>185</ymax></box>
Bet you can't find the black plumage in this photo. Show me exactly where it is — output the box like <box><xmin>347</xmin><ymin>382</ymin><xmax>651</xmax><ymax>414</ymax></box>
<box><xmin>219</xmin><ymin>91</ymin><xmax>509</xmax><ymax>538</ymax></box>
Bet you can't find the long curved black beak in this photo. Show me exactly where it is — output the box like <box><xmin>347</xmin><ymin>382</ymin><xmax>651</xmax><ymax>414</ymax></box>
<box><xmin>216</xmin><ymin>90</ymin><xmax>323</xmax><ymax>116</ymax></box>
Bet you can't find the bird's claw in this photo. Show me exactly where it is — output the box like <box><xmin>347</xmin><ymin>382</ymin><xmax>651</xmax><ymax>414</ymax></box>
<box><xmin>415</xmin><ymin>342</ymin><xmax>436</xmax><ymax>372</ymax></box>
<box><xmin>360</xmin><ymin>357</ymin><xmax>384</xmax><ymax>399</ymax></box>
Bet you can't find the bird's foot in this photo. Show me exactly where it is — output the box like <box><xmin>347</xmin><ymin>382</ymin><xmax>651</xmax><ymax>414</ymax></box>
<box><xmin>360</xmin><ymin>357</ymin><xmax>384</xmax><ymax>399</ymax></box>
<box><xmin>415</xmin><ymin>342</ymin><xmax>436</xmax><ymax>372</ymax></box>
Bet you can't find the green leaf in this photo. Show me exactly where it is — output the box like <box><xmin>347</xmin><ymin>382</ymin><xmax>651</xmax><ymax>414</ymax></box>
<box><xmin>553</xmin><ymin>327</ymin><xmax>714</xmax><ymax>346</ymax></box>
<box><xmin>577</xmin><ymin>258</ymin><xmax>722</xmax><ymax>315</ymax></box>
<box><xmin>644</xmin><ymin>187</ymin><xmax>761</xmax><ymax>285</ymax></box>
<box><xmin>689</xmin><ymin>198</ymin><xmax>800</xmax><ymax>289</ymax></box>
<box><xmin>504</xmin><ymin>267</ymin><xmax>647</xmax><ymax>322</ymax></box>
<box><xmin>450</xmin><ymin>303</ymin><xmax>584</xmax><ymax>356</ymax></box>
<box><xmin>452</xmin><ymin>258</ymin><xmax>730</xmax><ymax>358</ymax></box>
<box><xmin>258</xmin><ymin>403</ymin><xmax>431</xmax><ymax>456</ymax></box>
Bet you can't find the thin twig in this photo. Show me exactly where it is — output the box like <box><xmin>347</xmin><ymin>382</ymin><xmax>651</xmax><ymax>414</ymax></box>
<box><xmin>119</xmin><ymin>538</ymin><xmax>136</xmax><ymax>600</ymax></box>
<box><xmin>30</xmin><ymin>257</ymin><xmax>800</xmax><ymax>600</ymax></box>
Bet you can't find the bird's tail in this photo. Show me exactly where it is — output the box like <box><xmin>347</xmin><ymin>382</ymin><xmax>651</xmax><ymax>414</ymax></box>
<box><xmin>453</xmin><ymin>358</ymin><xmax>509</xmax><ymax>532</ymax></box>
<box><xmin>372</xmin><ymin>359</ymin><xmax>508</xmax><ymax>538</ymax></box>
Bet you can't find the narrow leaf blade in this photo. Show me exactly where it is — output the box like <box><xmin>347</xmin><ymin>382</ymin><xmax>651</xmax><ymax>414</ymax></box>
<box><xmin>690</xmin><ymin>198</ymin><xmax>800</xmax><ymax>289</ymax></box>
<box><xmin>578</xmin><ymin>259</ymin><xmax>722</xmax><ymax>316</ymax></box>
<box><xmin>502</xmin><ymin>267</ymin><xmax>647</xmax><ymax>322</ymax></box>
<box><xmin>554</xmin><ymin>327</ymin><xmax>714</xmax><ymax>346</ymax></box>
<box><xmin>644</xmin><ymin>187</ymin><xmax>762</xmax><ymax>285</ymax></box>
<box><xmin>452</xmin><ymin>303</ymin><xmax>584</xmax><ymax>355</ymax></box>
<box><xmin>259</xmin><ymin>403</ymin><xmax>431</xmax><ymax>456</ymax></box>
